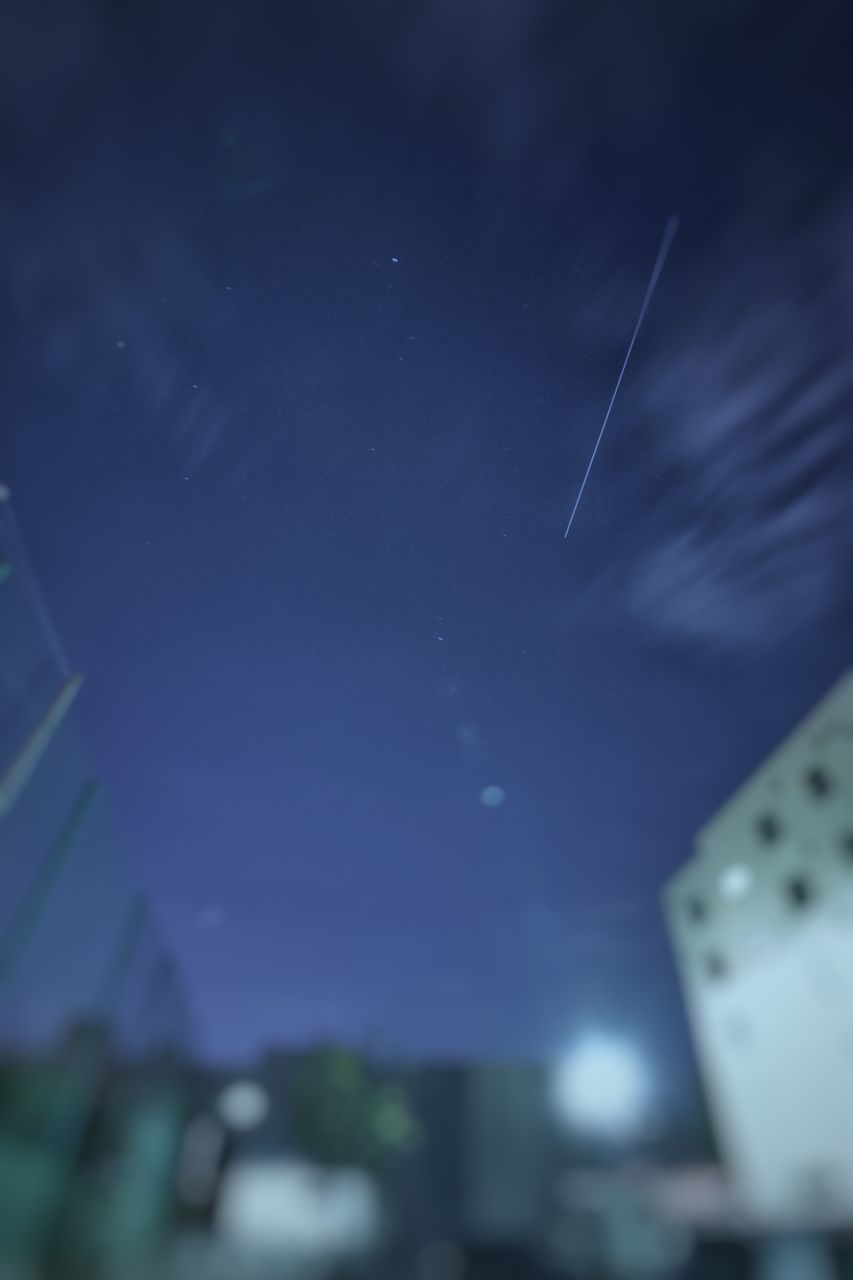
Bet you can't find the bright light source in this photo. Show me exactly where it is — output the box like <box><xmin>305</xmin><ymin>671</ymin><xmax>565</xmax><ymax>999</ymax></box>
<box><xmin>719</xmin><ymin>863</ymin><xmax>753</xmax><ymax>900</ymax></box>
<box><xmin>480</xmin><ymin>785</ymin><xmax>505</xmax><ymax>808</ymax></box>
<box><xmin>217</xmin><ymin>1159</ymin><xmax>381</xmax><ymax>1258</ymax></box>
<box><xmin>217</xmin><ymin>1080</ymin><xmax>270</xmax><ymax>1132</ymax></box>
<box><xmin>553</xmin><ymin>1034</ymin><xmax>650</xmax><ymax>1139</ymax></box>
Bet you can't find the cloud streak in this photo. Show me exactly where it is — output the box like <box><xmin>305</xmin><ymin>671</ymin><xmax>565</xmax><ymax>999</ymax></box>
<box><xmin>623</xmin><ymin>187</ymin><xmax>853</xmax><ymax>650</ymax></box>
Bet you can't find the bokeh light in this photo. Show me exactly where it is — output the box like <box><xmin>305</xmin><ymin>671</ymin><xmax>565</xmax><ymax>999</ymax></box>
<box><xmin>719</xmin><ymin>863</ymin><xmax>754</xmax><ymax>900</ymax></box>
<box><xmin>552</xmin><ymin>1034</ymin><xmax>650</xmax><ymax>1139</ymax></box>
<box><xmin>479</xmin><ymin>785</ymin><xmax>505</xmax><ymax>808</ymax></box>
<box><xmin>217</xmin><ymin>1080</ymin><xmax>270</xmax><ymax>1131</ymax></box>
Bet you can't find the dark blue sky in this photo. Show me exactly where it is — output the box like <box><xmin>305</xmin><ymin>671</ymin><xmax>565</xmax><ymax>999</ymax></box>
<box><xmin>3</xmin><ymin>0</ymin><xmax>852</xmax><ymax>1078</ymax></box>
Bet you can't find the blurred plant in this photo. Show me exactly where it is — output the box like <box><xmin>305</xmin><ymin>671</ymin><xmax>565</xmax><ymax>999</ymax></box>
<box><xmin>0</xmin><ymin>1064</ymin><xmax>67</xmax><ymax>1142</ymax></box>
<box><xmin>291</xmin><ymin>1047</ymin><xmax>420</xmax><ymax>1172</ymax></box>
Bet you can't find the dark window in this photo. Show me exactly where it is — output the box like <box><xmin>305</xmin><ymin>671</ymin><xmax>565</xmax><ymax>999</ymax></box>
<box><xmin>804</xmin><ymin>766</ymin><xmax>832</xmax><ymax>798</ymax></box>
<box><xmin>686</xmin><ymin>896</ymin><xmax>708</xmax><ymax>924</ymax></box>
<box><xmin>785</xmin><ymin>875</ymin><xmax>814</xmax><ymax>910</ymax></box>
<box><xmin>755</xmin><ymin>812</ymin><xmax>782</xmax><ymax>845</ymax></box>
<box><xmin>705</xmin><ymin>951</ymin><xmax>728</xmax><ymax>981</ymax></box>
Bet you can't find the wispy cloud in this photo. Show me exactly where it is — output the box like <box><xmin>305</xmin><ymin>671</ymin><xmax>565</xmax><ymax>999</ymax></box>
<box><xmin>623</xmin><ymin>187</ymin><xmax>853</xmax><ymax>650</ymax></box>
<box><xmin>343</xmin><ymin>0</ymin><xmax>853</xmax><ymax>650</ymax></box>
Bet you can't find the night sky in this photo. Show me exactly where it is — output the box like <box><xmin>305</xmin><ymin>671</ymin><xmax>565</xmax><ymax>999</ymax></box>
<box><xmin>3</xmin><ymin>0</ymin><xmax>853</xmax><ymax>1079</ymax></box>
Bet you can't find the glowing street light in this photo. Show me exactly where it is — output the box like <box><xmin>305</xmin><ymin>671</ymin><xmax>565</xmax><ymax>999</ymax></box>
<box><xmin>552</xmin><ymin>1033</ymin><xmax>651</xmax><ymax>1140</ymax></box>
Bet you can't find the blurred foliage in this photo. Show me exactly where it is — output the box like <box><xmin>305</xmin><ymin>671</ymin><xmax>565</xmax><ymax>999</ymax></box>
<box><xmin>291</xmin><ymin>1047</ymin><xmax>420</xmax><ymax>1171</ymax></box>
<box><xmin>0</xmin><ymin>1063</ymin><xmax>67</xmax><ymax>1142</ymax></box>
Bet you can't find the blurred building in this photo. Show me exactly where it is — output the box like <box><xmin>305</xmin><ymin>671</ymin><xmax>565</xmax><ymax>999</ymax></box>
<box><xmin>176</xmin><ymin>1052</ymin><xmax>556</xmax><ymax>1272</ymax></box>
<box><xmin>663</xmin><ymin>672</ymin><xmax>853</xmax><ymax>1231</ymax></box>
<box><xmin>0</xmin><ymin>485</ymin><xmax>196</xmax><ymax>1273</ymax></box>
<box><xmin>461</xmin><ymin>1062</ymin><xmax>553</xmax><ymax>1243</ymax></box>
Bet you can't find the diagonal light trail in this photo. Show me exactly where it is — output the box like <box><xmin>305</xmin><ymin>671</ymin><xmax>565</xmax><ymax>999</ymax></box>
<box><xmin>564</xmin><ymin>215</ymin><xmax>680</xmax><ymax>540</ymax></box>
